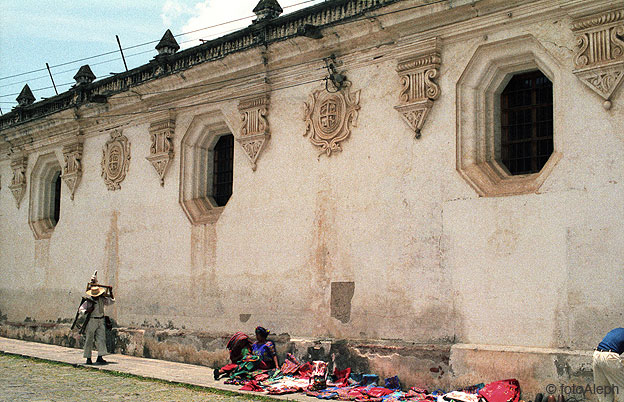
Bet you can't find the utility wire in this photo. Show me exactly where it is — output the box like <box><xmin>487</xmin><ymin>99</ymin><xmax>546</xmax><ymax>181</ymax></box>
<box><xmin>0</xmin><ymin>25</ymin><xmax>250</xmax><ymax>98</ymax></box>
<box><xmin>0</xmin><ymin>24</ymin><xmax>254</xmax><ymax>91</ymax></box>
<box><xmin>0</xmin><ymin>0</ymin><xmax>450</xmax><ymax>105</ymax></box>
<box><xmin>0</xmin><ymin>0</ymin><xmax>321</xmax><ymax>82</ymax></box>
<box><xmin>0</xmin><ymin>25</ymin><xmax>248</xmax><ymax>90</ymax></box>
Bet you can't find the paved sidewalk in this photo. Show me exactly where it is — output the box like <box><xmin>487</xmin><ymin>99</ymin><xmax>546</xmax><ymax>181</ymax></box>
<box><xmin>0</xmin><ymin>336</ymin><xmax>308</xmax><ymax>401</ymax></box>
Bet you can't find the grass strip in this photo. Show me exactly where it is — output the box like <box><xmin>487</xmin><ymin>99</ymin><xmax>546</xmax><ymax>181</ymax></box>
<box><xmin>0</xmin><ymin>352</ymin><xmax>293</xmax><ymax>402</ymax></box>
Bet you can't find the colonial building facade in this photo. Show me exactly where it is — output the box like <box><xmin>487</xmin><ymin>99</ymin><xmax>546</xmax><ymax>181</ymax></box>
<box><xmin>1</xmin><ymin>0</ymin><xmax>623</xmax><ymax>393</ymax></box>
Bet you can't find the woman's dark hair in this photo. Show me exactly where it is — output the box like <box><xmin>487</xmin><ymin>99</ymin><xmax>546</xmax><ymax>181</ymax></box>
<box><xmin>255</xmin><ymin>326</ymin><xmax>269</xmax><ymax>338</ymax></box>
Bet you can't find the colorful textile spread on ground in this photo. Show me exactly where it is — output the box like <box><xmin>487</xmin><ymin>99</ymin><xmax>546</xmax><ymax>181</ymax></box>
<box><xmin>217</xmin><ymin>351</ymin><xmax>520</xmax><ymax>402</ymax></box>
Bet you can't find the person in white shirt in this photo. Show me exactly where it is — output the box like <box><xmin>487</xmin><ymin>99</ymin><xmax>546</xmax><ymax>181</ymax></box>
<box><xmin>79</xmin><ymin>283</ymin><xmax>114</xmax><ymax>365</ymax></box>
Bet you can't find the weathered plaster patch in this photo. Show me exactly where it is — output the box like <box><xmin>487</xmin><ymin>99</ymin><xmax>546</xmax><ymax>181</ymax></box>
<box><xmin>330</xmin><ymin>281</ymin><xmax>355</xmax><ymax>323</ymax></box>
<box><xmin>35</xmin><ymin>239</ymin><xmax>50</xmax><ymax>285</ymax></box>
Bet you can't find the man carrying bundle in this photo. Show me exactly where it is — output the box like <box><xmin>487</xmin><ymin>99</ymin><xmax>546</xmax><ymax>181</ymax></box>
<box><xmin>76</xmin><ymin>271</ymin><xmax>115</xmax><ymax>365</ymax></box>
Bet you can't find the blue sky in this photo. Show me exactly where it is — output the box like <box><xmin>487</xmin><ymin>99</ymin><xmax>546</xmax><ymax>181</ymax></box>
<box><xmin>0</xmin><ymin>0</ymin><xmax>323</xmax><ymax>112</ymax></box>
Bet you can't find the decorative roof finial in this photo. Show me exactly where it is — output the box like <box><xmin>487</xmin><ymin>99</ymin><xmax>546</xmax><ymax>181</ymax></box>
<box><xmin>155</xmin><ymin>29</ymin><xmax>180</xmax><ymax>56</ymax></box>
<box><xmin>73</xmin><ymin>65</ymin><xmax>96</xmax><ymax>85</ymax></box>
<box><xmin>16</xmin><ymin>84</ymin><xmax>35</xmax><ymax>107</ymax></box>
<box><xmin>253</xmin><ymin>0</ymin><xmax>283</xmax><ymax>22</ymax></box>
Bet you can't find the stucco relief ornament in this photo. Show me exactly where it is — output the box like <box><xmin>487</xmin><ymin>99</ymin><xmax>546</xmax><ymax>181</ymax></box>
<box><xmin>9</xmin><ymin>155</ymin><xmax>27</xmax><ymax>208</ymax></box>
<box><xmin>303</xmin><ymin>81</ymin><xmax>360</xmax><ymax>156</ymax></box>
<box><xmin>101</xmin><ymin>130</ymin><xmax>131</xmax><ymax>191</ymax></box>
<box><xmin>61</xmin><ymin>141</ymin><xmax>83</xmax><ymax>200</ymax></box>
<box><xmin>572</xmin><ymin>9</ymin><xmax>624</xmax><ymax>110</ymax></box>
<box><xmin>237</xmin><ymin>95</ymin><xmax>270</xmax><ymax>171</ymax></box>
<box><xmin>394</xmin><ymin>48</ymin><xmax>441</xmax><ymax>139</ymax></box>
<box><xmin>146</xmin><ymin>117</ymin><xmax>175</xmax><ymax>186</ymax></box>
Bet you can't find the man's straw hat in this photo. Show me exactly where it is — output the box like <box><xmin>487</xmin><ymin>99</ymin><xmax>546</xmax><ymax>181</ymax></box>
<box><xmin>86</xmin><ymin>286</ymin><xmax>106</xmax><ymax>298</ymax></box>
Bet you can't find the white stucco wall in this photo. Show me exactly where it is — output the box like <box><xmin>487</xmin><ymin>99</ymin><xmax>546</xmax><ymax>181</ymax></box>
<box><xmin>1</xmin><ymin>0</ymin><xmax>622</xmax><ymax>355</ymax></box>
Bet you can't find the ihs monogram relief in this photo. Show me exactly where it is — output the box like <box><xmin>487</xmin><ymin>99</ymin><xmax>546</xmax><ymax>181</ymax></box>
<box><xmin>394</xmin><ymin>39</ymin><xmax>441</xmax><ymax>138</ymax></box>
<box><xmin>61</xmin><ymin>141</ymin><xmax>83</xmax><ymax>200</ymax></box>
<box><xmin>9</xmin><ymin>155</ymin><xmax>27</xmax><ymax>208</ymax></box>
<box><xmin>237</xmin><ymin>95</ymin><xmax>270</xmax><ymax>171</ymax></box>
<box><xmin>146</xmin><ymin>117</ymin><xmax>175</xmax><ymax>186</ymax></box>
<box><xmin>304</xmin><ymin>82</ymin><xmax>360</xmax><ymax>156</ymax></box>
<box><xmin>572</xmin><ymin>9</ymin><xmax>624</xmax><ymax>109</ymax></box>
<box><xmin>101</xmin><ymin>130</ymin><xmax>131</xmax><ymax>191</ymax></box>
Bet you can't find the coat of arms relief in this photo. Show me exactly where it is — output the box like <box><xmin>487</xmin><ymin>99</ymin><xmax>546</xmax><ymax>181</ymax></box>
<box><xmin>101</xmin><ymin>130</ymin><xmax>131</xmax><ymax>191</ymax></box>
<box><xmin>304</xmin><ymin>82</ymin><xmax>360</xmax><ymax>156</ymax></box>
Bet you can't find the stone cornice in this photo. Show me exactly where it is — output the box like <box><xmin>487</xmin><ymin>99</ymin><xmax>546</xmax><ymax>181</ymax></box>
<box><xmin>560</xmin><ymin>0</ymin><xmax>623</xmax><ymax>19</ymax></box>
<box><xmin>1</xmin><ymin>0</ymin><xmax>618</xmax><ymax>159</ymax></box>
<box><xmin>571</xmin><ymin>9</ymin><xmax>624</xmax><ymax>30</ymax></box>
<box><xmin>0</xmin><ymin>0</ymin><xmax>401</xmax><ymax>131</ymax></box>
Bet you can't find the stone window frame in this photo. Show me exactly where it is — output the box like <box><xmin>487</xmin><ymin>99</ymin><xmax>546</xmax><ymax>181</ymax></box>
<box><xmin>29</xmin><ymin>152</ymin><xmax>63</xmax><ymax>239</ymax></box>
<box><xmin>456</xmin><ymin>35</ymin><xmax>563</xmax><ymax>197</ymax></box>
<box><xmin>179</xmin><ymin>111</ymin><xmax>235</xmax><ymax>225</ymax></box>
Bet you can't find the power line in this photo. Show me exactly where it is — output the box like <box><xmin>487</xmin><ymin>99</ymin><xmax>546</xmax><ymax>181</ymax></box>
<box><xmin>0</xmin><ymin>0</ymin><xmax>321</xmax><ymax>82</ymax></box>
<box><xmin>0</xmin><ymin>0</ymin><xmax>450</xmax><ymax>106</ymax></box>
<box><xmin>0</xmin><ymin>26</ymin><xmax>249</xmax><ymax>97</ymax></box>
<box><xmin>1</xmin><ymin>53</ymin><xmax>328</xmax><ymax>102</ymax></box>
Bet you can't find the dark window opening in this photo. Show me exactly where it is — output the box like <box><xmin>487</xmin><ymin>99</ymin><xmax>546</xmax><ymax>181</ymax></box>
<box><xmin>500</xmin><ymin>70</ymin><xmax>553</xmax><ymax>175</ymax></box>
<box><xmin>212</xmin><ymin>134</ymin><xmax>234</xmax><ymax>207</ymax></box>
<box><xmin>53</xmin><ymin>172</ymin><xmax>61</xmax><ymax>225</ymax></box>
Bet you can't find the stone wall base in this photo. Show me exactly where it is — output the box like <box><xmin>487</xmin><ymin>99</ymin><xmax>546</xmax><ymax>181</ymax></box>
<box><xmin>450</xmin><ymin>344</ymin><xmax>594</xmax><ymax>400</ymax></box>
<box><xmin>0</xmin><ymin>321</ymin><xmax>594</xmax><ymax>399</ymax></box>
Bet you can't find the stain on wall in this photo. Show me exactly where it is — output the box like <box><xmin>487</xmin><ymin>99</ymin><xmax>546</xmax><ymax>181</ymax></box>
<box><xmin>307</xmin><ymin>179</ymin><xmax>335</xmax><ymax>331</ymax></box>
<box><xmin>331</xmin><ymin>281</ymin><xmax>355</xmax><ymax>323</ymax></box>
<box><xmin>104</xmin><ymin>211</ymin><xmax>120</xmax><ymax>320</ymax></box>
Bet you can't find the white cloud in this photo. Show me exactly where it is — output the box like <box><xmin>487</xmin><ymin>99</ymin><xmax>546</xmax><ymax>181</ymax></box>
<box><xmin>175</xmin><ymin>0</ymin><xmax>325</xmax><ymax>49</ymax></box>
<box><xmin>161</xmin><ymin>0</ymin><xmax>193</xmax><ymax>27</ymax></box>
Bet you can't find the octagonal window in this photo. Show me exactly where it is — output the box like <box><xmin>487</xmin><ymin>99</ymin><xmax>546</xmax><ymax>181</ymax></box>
<box><xmin>179</xmin><ymin>111</ymin><xmax>235</xmax><ymax>225</ymax></box>
<box><xmin>500</xmin><ymin>70</ymin><xmax>553</xmax><ymax>175</ymax></box>
<box><xmin>456</xmin><ymin>35</ymin><xmax>562</xmax><ymax>197</ymax></box>
<box><xmin>29</xmin><ymin>152</ymin><xmax>63</xmax><ymax>239</ymax></box>
<box><xmin>212</xmin><ymin>134</ymin><xmax>234</xmax><ymax>207</ymax></box>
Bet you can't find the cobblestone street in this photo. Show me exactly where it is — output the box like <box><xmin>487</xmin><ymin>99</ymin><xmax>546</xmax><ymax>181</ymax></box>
<box><xmin>0</xmin><ymin>354</ymin><xmax>270</xmax><ymax>402</ymax></box>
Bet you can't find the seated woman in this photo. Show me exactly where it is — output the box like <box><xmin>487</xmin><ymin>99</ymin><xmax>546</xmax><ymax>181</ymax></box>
<box><xmin>227</xmin><ymin>331</ymin><xmax>252</xmax><ymax>363</ymax></box>
<box><xmin>252</xmin><ymin>326</ymin><xmax>279</xmax><ymax>370</ymax></box>
<box><xmin>214</xmin><ymin>331</ymin><xmax>252</xmax><ymax>380</ymax></box>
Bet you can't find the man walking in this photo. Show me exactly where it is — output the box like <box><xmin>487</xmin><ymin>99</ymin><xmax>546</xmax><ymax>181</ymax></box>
<box><xmin>594</xmin><ymin>328</ymin><xmax>624</xmax><ymax>402</ymax></box>
<box><xmin>79</xmin><ymin>273</ymin><xmax>115</xmax><ymax>365</ymax></box>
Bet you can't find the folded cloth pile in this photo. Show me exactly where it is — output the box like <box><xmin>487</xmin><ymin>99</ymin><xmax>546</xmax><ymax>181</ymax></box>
<box><xmin>265</xmin><ymin>377</ymin><xmax>312</xmax><ymax>395</ymax></box>
<box><xmin>216</xmin><ymin>352</ymin><xmax>521</xmax><ymax>402</ymax></box>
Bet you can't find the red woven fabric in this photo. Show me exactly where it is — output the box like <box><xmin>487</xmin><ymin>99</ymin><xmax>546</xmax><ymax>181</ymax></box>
<box><xmin>226</xmin><ymin>332</ymin><xmax>252</xmax><ymax>363</ymax></box>
<box><xmin>333</xmin><ymin>367</ymin><xmax>352</xmax><ymax>386</ymax></box>
<box><xmin>366</xmin><ymin>387</ymin><xmax>394</xmax><ymax>398</ymax></box>
<box><xmin>478</xmin><ymin>379</ymin><xmax>520</xmax><ymax>402</ymax></box>
<box><xmin>240</xmin><ymin>380</ymin><xmax>264</xmax><ymax>392</ymax></box>
<box><xmin>297</xmin><ymin>362</ymin><xmax>314</xmax><ymax>378</ymax></box>
<box><xmin>281</xmin><ymin>360</ymin><xmax>300</xmax><ymax>375</ymax></box>
<box><xmin>218</xmin><ymin>363</ymin><xmax>238</xmax><ymax>375</ymax></box>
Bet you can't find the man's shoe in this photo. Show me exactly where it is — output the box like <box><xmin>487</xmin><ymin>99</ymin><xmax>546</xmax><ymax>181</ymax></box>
<box><xmin>96</xmin><ymin>356</ymin><xmax>108</xmax><ymax>365</ymax></box>
<box><xmin>213</xmin><ymin>368</ymin><xmax>220</xmax><ymax>380</ymax></box>
<box><xmin>85</xmin><ymin>358</ymin><xmax>93</xmax><ymax>365</ymax></box>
